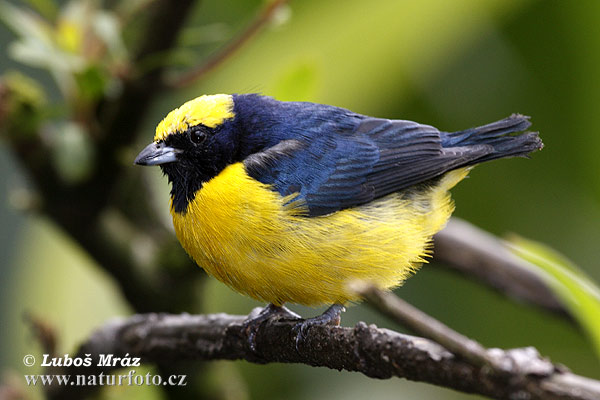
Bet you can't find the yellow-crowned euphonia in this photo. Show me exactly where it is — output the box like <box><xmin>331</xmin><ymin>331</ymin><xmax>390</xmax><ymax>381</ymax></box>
<box><xmin>135</xmin><ymin>94</ymin><xmax>542</xmax><ymax>341</ymax></box>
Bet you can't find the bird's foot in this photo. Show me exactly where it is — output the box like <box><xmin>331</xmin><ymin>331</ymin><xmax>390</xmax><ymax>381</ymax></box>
<box><xmin>293</xmin><ymin>304</ymin><xmax>345</xmax><ymax>351</ymax></box>
<box><xmin>243</xmin><ymin>303</ymin><xmax>301</xmax><ymax>352</ymax></box>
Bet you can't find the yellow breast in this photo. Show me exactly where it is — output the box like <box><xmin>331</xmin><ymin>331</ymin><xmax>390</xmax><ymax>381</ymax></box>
<box><xmin>170</xmin><ymin>163</ymin><xmax>468</xmax><ymax>306</ymax></box>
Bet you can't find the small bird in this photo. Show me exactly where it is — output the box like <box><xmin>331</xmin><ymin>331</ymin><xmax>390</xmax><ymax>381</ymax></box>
<box><xmin>135</xmin><ymin>94</ymin><xmax>542</xmax><ymax>341</ymax></box>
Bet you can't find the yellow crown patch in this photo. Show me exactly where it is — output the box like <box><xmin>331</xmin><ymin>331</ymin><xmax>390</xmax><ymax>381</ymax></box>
<box><xmin>154</xmin><ymin>94</ymin><xmax>235</xmax><ymax>141</ymax></box>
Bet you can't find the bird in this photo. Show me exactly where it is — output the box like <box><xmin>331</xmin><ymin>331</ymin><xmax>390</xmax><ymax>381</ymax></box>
<box><xmin>134</xmin><ymin>93</ymin><xmax>542</xmax><ymax>345</ymax></box>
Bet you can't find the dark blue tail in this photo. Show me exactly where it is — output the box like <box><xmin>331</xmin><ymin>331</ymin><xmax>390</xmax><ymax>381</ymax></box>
<box><xmin>441</xmin><ymin>114</ymin><xmax>543</xmax><ymax>164</ymax></box>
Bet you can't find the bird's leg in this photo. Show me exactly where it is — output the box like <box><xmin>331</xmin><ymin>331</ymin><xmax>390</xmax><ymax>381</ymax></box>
<box><xmin>294</xmin><ymin>304</ymin><xmax>346</xmax><ymax>351</ymax></box>
<box><xmin>243</xmin><ymin>303</ymin><xmax>301</xmax><ymax>352</ymax></box>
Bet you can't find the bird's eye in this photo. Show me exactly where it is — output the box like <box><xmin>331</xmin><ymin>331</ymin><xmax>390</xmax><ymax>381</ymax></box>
<box><xmin>190</xmin><ymin>129</ymin><xmax>206</xmax><ymax>145</ymax></box>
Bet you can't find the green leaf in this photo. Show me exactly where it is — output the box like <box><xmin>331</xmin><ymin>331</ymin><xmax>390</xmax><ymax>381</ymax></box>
<box><xmin>507</xmin><ymin>235</ymin><xmax>600</xmax><ymax>360</ymax></box>
<box><xmin>75</xmin><ymin>64</ymin><xmax>108</xmax><ymax>102</ymax></box>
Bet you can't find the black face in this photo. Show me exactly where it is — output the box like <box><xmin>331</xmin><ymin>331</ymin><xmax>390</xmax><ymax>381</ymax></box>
<box><xmin>160</xmin><ymin>122</ymin><xmax>240</xmax><ymax>213</ymax></box>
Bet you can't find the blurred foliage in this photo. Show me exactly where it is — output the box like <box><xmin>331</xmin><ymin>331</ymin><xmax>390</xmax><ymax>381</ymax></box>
<box><xmin>1</xmin><ymin>0</ymin><xmax>600</xmax><ymax>399</ymax></box>
<box><xmin>509</xmin><ymin>235</ymin><xmax>600</xmax><ymax>359</ymax></box>
<box><xmin>0</xmin><ymin>0</ymin><xmax>127</xmax><ymax>102</ymax></box>
<box><xmin>0</xmin><ymin>70</ymin><xmax>46</xmax><ymax>138</ymax></box>
<box><xmin>0</xmin><ymin>0</ymin><xmax>127</xmax><ymax>184</ymax></box>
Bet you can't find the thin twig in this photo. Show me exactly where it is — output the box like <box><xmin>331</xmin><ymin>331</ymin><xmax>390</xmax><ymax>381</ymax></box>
<box><xmin>168</xmin><ymin>0</ymin><xmax>288</xmax><ymax>88</ymax></box>
<box><xmin>353</xmin><ymin>282</ymin><xmax>507</xmax><ymax>371</ymax></box>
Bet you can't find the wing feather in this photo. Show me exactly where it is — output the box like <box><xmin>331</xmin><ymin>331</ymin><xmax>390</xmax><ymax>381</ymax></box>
<box><xmin>244</xmin><ymin>115</ymin><xmax>534</xmax><ymax>216</ymax></box>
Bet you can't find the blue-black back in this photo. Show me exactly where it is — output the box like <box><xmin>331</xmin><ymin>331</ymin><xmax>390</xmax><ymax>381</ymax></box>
<box><xmin>234</xmin><ymin>94</ymin><xmax>541</xmax><ymax>216</ymax></box>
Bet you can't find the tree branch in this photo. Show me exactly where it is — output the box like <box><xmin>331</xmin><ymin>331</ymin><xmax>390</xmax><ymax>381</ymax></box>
<box><xmin>433</xmin><ymin>218</ymin><xmax>568</xmax><ymax>316</ymax></box>
<box><xmin>168</xmin><ymin>0</ymin><xmax>289</xmax><ymax>88</ymax></box>
<box><xmin>46</xmin><ymin>312</ymin><xmax>600</xmax><ymax>400</ymax></box>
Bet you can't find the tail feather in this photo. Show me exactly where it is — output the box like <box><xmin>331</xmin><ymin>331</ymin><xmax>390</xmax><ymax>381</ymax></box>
<box><xmin>442</xmin><ymin>114</ymin><xmax>543</xmax><ymax>165</ymax></box>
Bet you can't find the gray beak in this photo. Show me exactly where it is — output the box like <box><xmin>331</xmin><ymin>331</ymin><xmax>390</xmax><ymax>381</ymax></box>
<box><xmin>134</xmin><ymin>142</ymin><xmax>181</xmax><ymax>166</ymax></box>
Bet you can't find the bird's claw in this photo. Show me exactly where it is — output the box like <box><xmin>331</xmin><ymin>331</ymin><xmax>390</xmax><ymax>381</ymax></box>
<box><xmin>243</xmin><ymin>304</ymin><xmax>301</xmax><ymax>352</ymax></box>
<box><xmin>293</xmin><ymin>304</ymin><xmax>345</xmax><ymax>351</ymax></box>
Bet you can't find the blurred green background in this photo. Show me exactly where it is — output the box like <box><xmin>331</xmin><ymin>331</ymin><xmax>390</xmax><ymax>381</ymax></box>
<box><xmin>1</xmin><ymin>0</ymin><xmax>599</xmax><ymax>399</ymax></box>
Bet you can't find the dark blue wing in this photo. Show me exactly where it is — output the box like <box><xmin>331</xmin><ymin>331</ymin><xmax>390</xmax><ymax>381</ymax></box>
<box><xmin>244</xmin><ymin>114</ymin><xmax>538</xmax><ymax>217</ymax></box>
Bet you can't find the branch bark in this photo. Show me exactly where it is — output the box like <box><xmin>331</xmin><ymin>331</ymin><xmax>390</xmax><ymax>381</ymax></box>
<box><xmin>46</xmin><ymin>312</ymin><xmax>600</xmax><ymax>400</ymax></box>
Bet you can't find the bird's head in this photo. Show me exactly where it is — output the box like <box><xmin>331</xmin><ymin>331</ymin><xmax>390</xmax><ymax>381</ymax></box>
<box><xmin>134</xmin><ymin>94</ymin><xmax>242</xmax><ymax>212</ymax></box>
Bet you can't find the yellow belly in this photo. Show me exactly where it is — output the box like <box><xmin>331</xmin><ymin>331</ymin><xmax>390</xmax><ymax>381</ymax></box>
<box><xmin>171</xmin><ymin>163</ymin><xmax>468</xmax><ymax>306</ymax></box>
